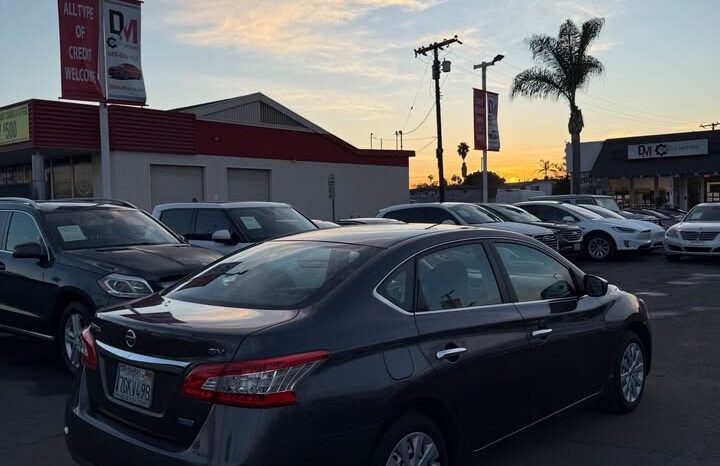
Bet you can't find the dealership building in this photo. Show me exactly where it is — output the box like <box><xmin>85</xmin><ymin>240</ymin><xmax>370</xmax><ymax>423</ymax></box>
<box><xmin>566</xmin><ymin>129</ymin><xmax>720</xmax><ymax>210</ymax></box>
<box><xmin>0</xmin><ymin>93</ymin><xmax>413</xmax><ymax>219</ymax></box>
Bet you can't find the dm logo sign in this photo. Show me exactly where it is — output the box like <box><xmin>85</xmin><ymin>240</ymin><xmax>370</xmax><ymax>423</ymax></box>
<box><xmin>102</xmin><ymin>0</ymin><xmax>146</xmax><ymax>104</ymax></box>
<box><xmin>628</xmin><ymin>139</ymin><xmax>708</xmax><ymax>160</ymax></box>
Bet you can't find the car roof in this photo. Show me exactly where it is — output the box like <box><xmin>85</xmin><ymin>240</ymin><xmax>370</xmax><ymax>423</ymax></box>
<box><xmin>270</xmin><ymin>223</ymin><xmax>523</xmax><ymax>248</ymax></box>
<box><xmin>0</xmin><ymin>198</ymin><xmax>138</xmax><ymax>212</ymax></box>
<box><xmin>530</xmin><ymin>194</ymin><xmax>612</xmax><ymax>199</ymax></box>
<box><xmin>379</xmin><ymin>202</ymin><xmax>474</xmax><ymax>212</ymax></box>
<box><xmin>153</xmin><ymin>201</ymin><xmax>292</xmax><ymax>210</ymax></box>
<box><xmin>516</xmin><ymin>200</ymin><xmax>565</xmax><ymax>206</ymax></box>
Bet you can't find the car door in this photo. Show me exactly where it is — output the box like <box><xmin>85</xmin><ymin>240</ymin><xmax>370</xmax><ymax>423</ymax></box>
<box><xmin>490</xmin><ymin>240</ymin><xmax>615</xmax><ymax>418</ymax></box>
<box><xmin>190</xmin><ymin>209</ymin><xmax>245</xmax><ymax>255</ymax></box>
<box><xmin>0</xmin><ymin>211</ymin><xmax>54</xmax><ymax>334</ymax></box>
<box><xmin>410</xmin><ymin>241</ymin><xmax>535</xmax><ymax>448</ymax></box>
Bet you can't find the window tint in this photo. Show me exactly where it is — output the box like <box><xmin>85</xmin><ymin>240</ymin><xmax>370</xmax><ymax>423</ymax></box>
<box><xmin>416</xmin><ymin>244</ymin><xmax>502</xmax><ymax>311</ymax></box>
<box><xmin>378</xmin><ymin>261</ymin><xmax>415</xmax><ymax>312</ymax></box>
<box><xmin>194</xmin><ymin>210</ymin><xmax>234</xmax><ymax>240</ymax></box>
<box><xmin>228</xmin><ymin>207</ymin><xmax>317</xmax><ymax>242</ymax></box>
<box><xmin>168</xmin><ymin>241</ymin><xmax>376</xmax><ymax>309</ymax></box>
<box><xmin>160</xmin><ymin>209</ymin><xmax>194</xmax><ymax>236</ymax></box>
<box><xmin>0</xmin><ymin>211</ymin><xmax>10</xmax><ymax>249</ymax></box>
<box><xmin>495</xmin><ymin>242</ymin><xmax>577</xmax><ymax>302</ymax></box>
<box><xmin>6</xmin><ymin>212</ymin><xmax>42</xmax><ymax>251</ymax></box>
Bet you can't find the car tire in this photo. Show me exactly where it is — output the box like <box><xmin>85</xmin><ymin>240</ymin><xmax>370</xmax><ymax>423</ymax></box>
<box><xmin>58</xmin><ymin>302</ymin><xmax>93</xmax><ymax>375</ymax></box>
<box><xmin>665</xmin><ymin>254</ymin><xmax>681</xmax><ymax>262</ymax></box>
<box><xmin>585</xmin><ymin>233</ymin><xmax>616</xmax><ymax>261</ymax></box>
<box><xmin>600</xmin><ymin>331</ymin><xmax>647</xmax><ymax>413</ymax></box>
<box><xmin>372</xmin><ymin>413</ymin><xmax>449</xmax><ymax>466</ymax></box>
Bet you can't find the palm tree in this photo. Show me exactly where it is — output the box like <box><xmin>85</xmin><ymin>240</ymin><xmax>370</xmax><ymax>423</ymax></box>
<box><xmin>457</xmin><ymin>142</ymin><xmax>470</xmax><ymax>179</ymax></box>
<box><xmin>537</xmin><ymin>159</ymin><xmax>555</xmax><ymax>179</ymax></box>
<box><xmin>511</xmin><ymin>18</ymin><xmax>605</xmax><ymax>194</ymax></box>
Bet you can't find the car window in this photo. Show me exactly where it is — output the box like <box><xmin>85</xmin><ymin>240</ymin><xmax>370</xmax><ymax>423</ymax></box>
<box><xmin>0</xmin><ymin>211</ymin><xmax>10</xmax><ymax>249</ymax></box>
<box><xmin>159</xmin><ymin>209</ymin><xmax>194</xmax><ymax>236</ymax></box>
<box><xmin>377</xmin><ymin>261</ymin><xmax>415</xmax><ymax>312</ymax></box>
<box><xmin>194</xmin><ymin>210</ymin><xmax>234</xmax><ymax>240</ymax></box>
<box><xmin>575</xmin><ymin>198</ymin><xmax>595</xmax><ymax>205</ymax></box>
<box><xmin>685</xmin><ymin>205</ymin><xmax>720</xmax><ymax>222</ymax></box>
<box><xmin>383</xmin><ymin>207</ymin><xmax>457</xmax><ymax>224</ymax></box>
<box><xmin>416</xmin><ymin>244</ymin><xmax>502</xmax><ymax>312</ymax></box>
<box><xmin>228</xmin><ymin>207</ymin><xmax>317</xmax><ymax>242</ymax></box>
<box><xmin>421</xmin><ymin>208</ymin><xmax>458</xmax><ymax>224</ymax></box>
<box><xmin>168</xmin><ymin>241</ymin><xmax>376</xmax><ymax>309</ymax></box>
<box><xmin>449</xmin><ymin>205</ymin><xmax>497</xmax><ymax>224</ymax></box>
<box><xmin>495</xmin><ymin>242</ymin><xmax>577</xmax><ymax>302</ymax></box>
<box><xmin>6</xmin><ymin>212</ymin><xmax>42</xmax><ymax>251</ymax></box>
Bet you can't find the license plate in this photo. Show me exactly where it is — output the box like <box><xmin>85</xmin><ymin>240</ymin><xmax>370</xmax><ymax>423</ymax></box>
<box><xmin>113</xmin><ymin>363</ymin><xmax>154</xmax><ymax>409</ymax></box>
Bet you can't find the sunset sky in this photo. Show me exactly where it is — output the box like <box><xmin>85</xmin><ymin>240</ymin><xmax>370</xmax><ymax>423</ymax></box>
<box><xmin>1</xmin><ymin>0</ymin><xmax>718</xmax><ymax>186</ymax></box>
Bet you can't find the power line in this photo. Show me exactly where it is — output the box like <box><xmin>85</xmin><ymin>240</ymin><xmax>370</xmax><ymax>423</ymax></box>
<box><xmin>402</xmin><ymin>66</ymin><xmax>429</xmax><ymax>131</ymax></box>
<box><xmin>700</xmin><ymin>122</ymin><xmax>720</xmax><ymax>131</ymax></box>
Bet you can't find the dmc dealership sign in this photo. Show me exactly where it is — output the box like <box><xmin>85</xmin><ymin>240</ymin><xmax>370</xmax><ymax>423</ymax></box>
<box><xmin>628</xmin><ymin>139</ymin><xmax>708</xmax><ymax>160</ymax></box>
<box><xmin>103</xmin><ymin>0</ymin><xmax>146</xmax><ymax>104</ymax></box>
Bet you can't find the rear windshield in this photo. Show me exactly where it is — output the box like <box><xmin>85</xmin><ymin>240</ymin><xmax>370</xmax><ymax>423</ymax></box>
<box><xmin>491</xmin><ymin>205</ymin><xmax>541</xmax><ymax>223</ymax></box>
<box><xmin>685</xmin><ymin>205</ymin><xmax>720</xmax><ymax>222</ymax></box>
<box><xmin>449</xmin><ymin>205</ymin><xmax>499</xmax><ymax>224</ymax></box>
<box><xmin>167</xmin><ymin>241</ymin><xmax>377</xmax><ymax>309</ymax></box>
<box><xmin>228</xmin><ymin>207</ymin><xmax>316</xmax><ymax>242</ymax></box>
<box><xmin>563</xmin><ymin>203</ymin><xmax>604</xmax><ymax>220</ymax></box>
<box><xmin>594</xmin><ymin>197</ymin><xmax>621</xmax><ymax>211</ymax></box>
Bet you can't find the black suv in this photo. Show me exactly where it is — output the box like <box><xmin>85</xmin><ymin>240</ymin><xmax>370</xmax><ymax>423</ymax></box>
<box><xmin>0</xmin><ymin>198</ymin><xmax>222</xmax><ymax>372</ymax></box>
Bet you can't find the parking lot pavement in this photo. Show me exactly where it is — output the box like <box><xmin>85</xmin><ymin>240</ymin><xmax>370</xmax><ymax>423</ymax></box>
<box><xmin>2</xmin><ymin>251</ymin><xmax>719</xmax><ymax>466</ymax></box>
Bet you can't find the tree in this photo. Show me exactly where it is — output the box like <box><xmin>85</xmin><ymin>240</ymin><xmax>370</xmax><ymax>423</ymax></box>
<box><xmin>450</xmin><ymin>174</ymin><xmax>462</xmax><ymax>186</ymax></box>
<box><xmin>462</xmin><ymin>170</ymin><xmax>506</xmax><ymax>200</ymax></box>
<box><xmin>537</xmin><ymin>159</ymin><xmax>560</xmax><ymax>180</ymax></box>
<box><xmin>427</xmin><ymin>174</ymin><xmax>434</xmax><ymax>186</ymax></box>
<box><xmin>511</xmin><ymin>18</ymin><xmax>605</xmax><ymax>194</ymax></box>
<box><xmin>457</xmin><ymin>142</ymin><xmax>470</xmax><ymax>179</ymax></box>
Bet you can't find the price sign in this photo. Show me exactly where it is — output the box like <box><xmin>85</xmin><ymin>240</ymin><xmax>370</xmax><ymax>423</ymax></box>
<box><xmin>0</xmin><ymin>104</ymin><xmax>30</xmax><ymax>146</ymax></box>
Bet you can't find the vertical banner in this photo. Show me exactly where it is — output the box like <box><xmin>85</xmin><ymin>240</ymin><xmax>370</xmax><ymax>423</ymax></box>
<box><xmin>103</xmin><ymin>0</ymin><xmax>146</xmax><ymax>104</ymax></box>
<box><xmin>473</xmin><ymin>88</ymin><xmax>486</xmax><ymax>151</ymax></box>
<box><xmin>487</xmin><ymin>92</ymin><xmax>500</xmax><ymax>151</ymax></box>
<box><xmin>58</xmin><ymin>0</ymin><xmax>103</xmax><ymax>102</ymax></box>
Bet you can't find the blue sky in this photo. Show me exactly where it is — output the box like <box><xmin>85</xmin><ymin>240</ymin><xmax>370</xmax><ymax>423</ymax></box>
<box><xmin>2</xmin><ymin>0</ymin><xmax>718</xmax><ymax>184</ymax></box>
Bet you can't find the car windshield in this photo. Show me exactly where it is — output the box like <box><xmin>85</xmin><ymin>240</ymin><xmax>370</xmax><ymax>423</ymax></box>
<box><xmin>43</xmin><ymin>208</ymin><xmax>180</xmax><ymax>250</ymax></box>
<box><xmin>167</xmin><ymin>241</ymin><xmax>377</xmax><ymax>309</ymax></box>
<box><xmin>594</xmin><ymin>197</ymin><xmax>621</xmax><ymax>211</ymax></box>
<box><xmin>228</xmin><ymin>207</ymin><xmax>317</xmax><ymax>242</ymax></box>
<box><xmin>562</xmin><ymin>203</ymin><xmax>604</xmax><ymax>220</ymax></box>
<box><xmin>490</xmin><ymin>205</ymin><xmax>541</xmax><ymax>223</ymax></box>
<box><xmin>449</xmin><ymin>205</ymin><xmax>499</xmax><ymax>224</ymax></box>
<box><xmin>581</xmin><ymin>204</ymin><xmax>624</xmax><ymax>219</ymax></box>
<box><xmin>684</xmin><ymin>205</ymin><xmax>720</xmax><ymax>222</ymax></box>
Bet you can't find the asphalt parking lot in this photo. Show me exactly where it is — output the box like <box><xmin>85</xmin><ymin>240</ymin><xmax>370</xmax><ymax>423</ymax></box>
<box><xmin>1</xmin><ymin>251</ymin><xmax>719</xmax><ymax>466</ymax></box>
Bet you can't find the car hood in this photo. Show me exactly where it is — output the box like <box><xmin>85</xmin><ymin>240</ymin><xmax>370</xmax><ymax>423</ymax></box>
<box><xmin>674</xmin><ymin>222</ymin><xmax>720</xmax><ymax>231</ymax></box>
<box><xmin>530</xmin><ymin>221</ymin><xmax>580</xmax><ymax>232</ymax></box>
<box><xmin>581</xmin><ymin>218</ymin><xmax>652</xmax><ymax>231</ymax></box>
<box><xmin>61</xmin><ymin>244</ymin><xmax>223</xmax><ymax>280</ymax></box>
<box><xmin>473</xmin><ymin>222</ymin><xmax>554</xmax><ymax>236</ymax></box>
<box><xmin>627</xmin><ymin>220</ymin><xmax>665</xmax><ymax>232</ymax></box>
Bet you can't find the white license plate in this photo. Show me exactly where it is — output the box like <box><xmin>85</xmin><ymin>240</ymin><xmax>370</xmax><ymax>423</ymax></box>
<box><xmin>113</xmin><ymin>363</ymin><xmax>154</xmax><ymax>409</ymax></box>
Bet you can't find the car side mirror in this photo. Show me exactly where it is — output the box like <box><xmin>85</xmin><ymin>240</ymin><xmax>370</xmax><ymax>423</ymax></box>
<box><xmin>12</xmin><ymin>242</ymin><xmax>46</xmax><ymax>261</ymax></box>
<box><xmin>562</xmin><ymin>216</ymin><xmax>576</xmax><ymax>223</ymax></box>
<box><xmin>211</xmin><ymin>229</ymin><xmax>234</xmax><ymax>244</ymax></box>
<box><xmin>584</xmin><ymin>274</ymin><xmax>608</xmax><ymax>297</ymax></box>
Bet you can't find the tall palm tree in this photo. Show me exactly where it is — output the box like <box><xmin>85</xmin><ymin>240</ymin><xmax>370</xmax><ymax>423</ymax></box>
<box><xmin>537</xmin><ymin>159</ymin><xmax>554</xmax><ymax>179</ymax></box>
<box><xmin>511</xmin><ymin>18</ymin><xmax>605</xmax><ymax>194</ymax></box>
<box><xmin>457</xmin><ymin>142</ymin><xmax>470</xmax><ymax>179</ymax></box>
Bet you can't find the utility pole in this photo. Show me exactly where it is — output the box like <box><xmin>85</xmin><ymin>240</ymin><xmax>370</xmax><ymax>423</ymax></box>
<box><xmin>700</xmin><ymin>122</ymin><xmax>720</xmax><ymax>131</ymax></box>
<box><xmin>473</xmin><ymin>54</ymin><xmax>504</xmax><ymax>203</ymax></box>
<box><xmin>415</xmin><ymin>35</ymin><xmax>461</xmax><ymax>203</ymax></box>
<box><xmin>370</xmin><ymin>133</ymin><xmax>373</xmax><ymax>149</ymax></box>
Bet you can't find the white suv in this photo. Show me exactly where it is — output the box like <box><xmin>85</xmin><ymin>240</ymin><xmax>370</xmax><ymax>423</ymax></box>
<box><xmin>664</xmin><ymin>203</ymin><xmax>720</xmax><ymax>260</ymax></box>
<box><xmin>517</xmin><ymin>201</ymin><xmax>653</xmax><ymax>261</ymax></box>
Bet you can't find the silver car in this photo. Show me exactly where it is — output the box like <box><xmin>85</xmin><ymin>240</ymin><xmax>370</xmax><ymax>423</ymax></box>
<box><xmin>664</xmin><ymin>203</ymin><xmax>720</xmax><ymax>260</ymax></box>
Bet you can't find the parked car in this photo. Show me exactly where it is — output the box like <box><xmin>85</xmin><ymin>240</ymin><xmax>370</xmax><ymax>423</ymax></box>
<box><xmin>337</xmin><ymin>217</ymin><xmax>405</xmax><ymax>226</ymax></box>
<box><xmin>625</xmin><ymin>208</ymin><xmax>678</xmax><ymax>228</ymax></box>
<box><xmin>377</xmin><ymin>202</ymin><xmax>560</xmax><ymax>250</ymax></box>
<box><xmin>574</xmin><ymin>204</ymin><xmax>666</xmax><ymax>249</ymax></box>
<box><xmin>664</xmin><ymin>203</ymin><xmax>720</xmax><ymax>260</ymax></box>
<box><xmin>480</xmin><ymin>203</ymin><xmax>584</xmax><ymax>255</ymax></box>
<box><xmin>152</xmin><ymin>202</ymin><xmax>318</xmax><ymax>255</ymax></box>
<box><xmin>66</xmin><ymin>224</ymin><xmax>651</xmax><ymax>466</ymax></box>
<box><xmin>517</xmin><ymin>201</ymin><xmax>654</xmax><ymax>261</ymax></box>
<box><xmin>619</xmin><ymin>210</ymin><xmax>662</xmax><ymax>225</ymax></box>
<box><xmin>108</xmin><ymin>63</ymin><xmax>143</xmax><ymax>80</ymax></box>
<box><xmin>530</xmin><ymin>194</ymin><xmax>622</xmax><ymax>212</ymax></box>
<box><xmin>0</xmin><ymin>198</ymin><xmax>222</xmax><ymax>372</ymax></box>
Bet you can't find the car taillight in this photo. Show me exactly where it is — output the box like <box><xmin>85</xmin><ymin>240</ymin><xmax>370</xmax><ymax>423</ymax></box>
<box><xmin>181</xmin><ymin>351</ymin><xmax>328</xmax><ymax>408</ymax></box>
<box><xmin>79</xmin><ymin>327</ymin><xmax>98</xmax><ymax>369</ymax></box>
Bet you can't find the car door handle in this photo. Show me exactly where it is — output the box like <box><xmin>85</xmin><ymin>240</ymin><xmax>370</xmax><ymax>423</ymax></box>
<box><xmin>532</xmin><ymin>328</ymin><xmax>553</xmax><ymax>338</ymax></box>
<box><xmin>436</xmin><ymin>347</ymin><xmax>467</xmax><ymax>360</ymax></box>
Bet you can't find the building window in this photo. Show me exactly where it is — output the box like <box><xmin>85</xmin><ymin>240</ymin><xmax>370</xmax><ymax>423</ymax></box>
<box><xmin>46</xmin><ymin>156</ymin><xmax>93</xmax><ymax>199</ymax></box>
<box><xmin>0</xmin><ymin>164</ymin><xmax>31</xmax><ymax>186</ymax></box>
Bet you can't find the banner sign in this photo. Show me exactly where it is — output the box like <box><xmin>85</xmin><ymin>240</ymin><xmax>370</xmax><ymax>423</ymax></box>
<box><xmin>58</xmin><ymin>0</ymin><xmax>103</xmax><ymax>102</ymax></box>
<box><xmin>486</xmin><ymin>91</ymin><xmax>500</xmax><ymax>152</ymax></box>
<box><xmin>103</xmin><ymin>0</ymin><xmax>146</xmax><ymax>104</ymax></box>
<box><xmin>0</xmin><ymin>105</ymin><xmax>30</xmax><ymax>147</ymax></box>
<box><xmin>473</xmin><ymin>88</ymin><xmax>487</xmax><ymax>151</ymax></box>
<box><xmin>627</xmin><ymin>139</ymin><xmax>708</xmax><ymax>160</ymax></box>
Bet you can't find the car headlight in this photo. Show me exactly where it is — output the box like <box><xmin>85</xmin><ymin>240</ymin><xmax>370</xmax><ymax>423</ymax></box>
<box><xmin>665</xmin><ymin>227</ymin><xmax>679</xmax><ymax>239</ymax></box>
<box><xmin>611</xmin><ymin>226</ymin><xmax>638</xmax><ymax>233</ymax></box>
<box><xmin>98</xmin><ymin>274</ymin><xmax>154</xmax><ymax>298</ymax></box>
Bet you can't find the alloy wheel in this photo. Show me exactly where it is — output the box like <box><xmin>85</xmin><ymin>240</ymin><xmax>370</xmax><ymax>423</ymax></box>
<box><xmin>64</xmin><ymin>313</ymin><xmax>84</xmax><ymax>369</ymax></box>
<box><xmin>588</xmin><ymin>237</ymin><xmax>610</xmax><ymax>260</ymax></box>
<box><xmin>620</xmin><ymin>342</ymin><xmax>645</xmax><ymax>404</ymax></box>
<box><xmin>386</xmin><ymin>432</ymin><xmax>441</xmax><ymax>466</ymax></box>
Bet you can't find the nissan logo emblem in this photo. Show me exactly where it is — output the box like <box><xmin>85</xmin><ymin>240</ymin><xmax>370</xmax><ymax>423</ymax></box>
<box><xmin>125</xmin><ymin>329</ymin><xmax>137</xmax><ymax>348</ymax></box>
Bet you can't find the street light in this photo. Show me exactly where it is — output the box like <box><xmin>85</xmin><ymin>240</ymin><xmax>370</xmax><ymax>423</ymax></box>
<box><xmin>474</xmin><ymin>54</ymin><xmax>504</xmax><ymax>203</ymax></box>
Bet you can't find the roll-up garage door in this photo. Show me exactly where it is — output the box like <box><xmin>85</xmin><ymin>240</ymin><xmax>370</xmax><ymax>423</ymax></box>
<box><xmin>150</xmin><ymin>165</ymin><xmax>204</xmax><ymax>207</ymax></box>
<box><xmin>227</xmin><ymin>168</ymin><xmax>270</xmax><ymax>201</ymax></box>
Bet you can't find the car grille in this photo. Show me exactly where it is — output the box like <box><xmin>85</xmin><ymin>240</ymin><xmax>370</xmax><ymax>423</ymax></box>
<box><xmin>685</xmin><ymin>247</ymin><xmax>713</xmax><ymax>253</ymax></box>
<box><xmin>534</xmin><ymin>234</ymin><xmax>559</xmax><ymax>251</ymax></box>
<box><xmin>680</xmin><ymin>231</ymin><xmax>720</xmax><ymax>241</ymax></box>
<box><xmin>559</xmin><ymin>230</ymin><xmax>582</xmax><ymax>242</ymax></box>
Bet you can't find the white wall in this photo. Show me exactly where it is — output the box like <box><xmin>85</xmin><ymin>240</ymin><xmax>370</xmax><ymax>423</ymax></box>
<box><xmin>109</xmin><ymin>151</ymin><xmax>409</xmax><ymax>219</ymax></box>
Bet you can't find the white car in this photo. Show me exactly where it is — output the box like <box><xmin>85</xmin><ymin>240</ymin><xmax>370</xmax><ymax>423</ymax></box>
<box><xmin>517</xmin><ymin>201</ymin><xmax>653</xmax><ymax>261</ymax></box>
<box><xmin>377</xmin><ymin>202</ymin><xmax>561</xmax><ymax>251</ymax></box>
<box><xmin>664</xmin><ymin>203</ymin><xmax>720</xmax><ymax>260</ymax></box>
<box><xmin>573</xmin><ymin>203</ymin><xmax>666</xmax><ymax>249</ymax></box>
